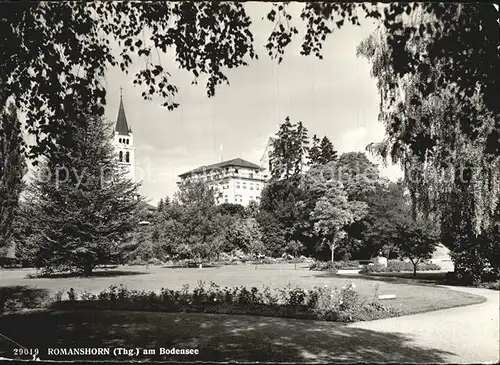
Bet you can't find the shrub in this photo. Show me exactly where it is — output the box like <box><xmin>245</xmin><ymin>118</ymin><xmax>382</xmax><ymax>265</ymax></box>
<box><xmin>277</xmin><ymin>284</ymin><xmax>307</xmax><ymax>307</ymax></box>
<box><xmin>308</xmin><ymin>261</ymin><xmax>341</xmax><ymax>273</ymax></box>
<box><xmin>67</xmin><ymin>288</ymin><xmax>76</xmax><ymax>301</ymax></box>
<box><xmin>338</xmin><ymin>261</ymin><xmax>362</xmax><ymax>269</ymax></box>
<box><xmin>309</xmin><ymin>260</ymin><xmax>360</xmax><ymax>272</ymax></box>
<box><xmin>262</xmin><ymin>285</ymin><xmax>279</xmax><ymax>306</ymax></box>
<box><xmin>147</xmin><ymin>258</ymin><xmax>163</xmax><ymax>266</ymax></box>
<box><xmin>252</xmin><ymin>257</ymin><xmax>276</xmax><ymax>265</ymax></box>
<box><xmin>80</xmin><ymin>290</ymin><xmax>97</xmax><ymax>301</ymax></box>
<box><xmin>346</xmin><ymin>300</ymin><xmax>403</xmax><ymax>322</ymax></box>
<box><xmin>3</xmin><ymin>298</ymin><xmax>24</xmax><ymax>312</ymax></box>
<box><xmin>128</xmin><ymin>258</ymin><xmax>147</xmax><ymax>266</ymax></box>
<box><xmin>478</xmin><ymin>281</ymin><xmax>500</xmax><ymax>290</ymax></box>
<box><xmin>54</xmin><ymin>289</ymin><xmax>65</xmax><ymax>301</ymax></box>
<box><xmin>359</xmin><ymin>260</ymin><xmax>441</xmax><ymax>273</ymax></box>
<box><xmin>444</xmin><ymin>270</ymin><xmax>500</xmax><ymax>288</ymax></box>
<box><xmin>481</xmin><ymin>269</ymin><xmax>500</xmax><ymax>283</ymax></box>
<box><xmin>359</xmin><ymin>264</ymin><xmax>384</xmax><ymax>274</ymax></box>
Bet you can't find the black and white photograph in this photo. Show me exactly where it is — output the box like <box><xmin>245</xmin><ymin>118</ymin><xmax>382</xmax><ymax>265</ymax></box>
<box><xmin>0</xmin><ymin>1</ymin><xmax>498</xmax><ymax>363</ymax></box>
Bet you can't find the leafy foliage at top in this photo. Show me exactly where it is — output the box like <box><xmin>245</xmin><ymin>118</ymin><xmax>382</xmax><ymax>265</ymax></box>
<box><xmin>4</xmin><ymin>2</ymin><xmax>494</xmax><ymax>162</ymax></box>
<box><xmin>0</xmin><ymin>1</ymin><xmax>256</xmax><ymax>159</ymax></box>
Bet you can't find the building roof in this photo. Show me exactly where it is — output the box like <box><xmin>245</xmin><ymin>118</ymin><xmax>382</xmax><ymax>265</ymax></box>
<box><xmin>179</xmin><ymin>158</ymin><xmax>264</xmax><ymax>177</ymax></box>
<box><xmin>115</xmin><ymin>95</ymin><xmax>131</xmax><ymax>136</ymax></box>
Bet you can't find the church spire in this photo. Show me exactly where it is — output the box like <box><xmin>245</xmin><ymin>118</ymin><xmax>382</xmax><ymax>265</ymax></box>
<box><xmin>115</xmin><ymin>87</ymin><xmax>131</xmax><ymax>135</ymax></box>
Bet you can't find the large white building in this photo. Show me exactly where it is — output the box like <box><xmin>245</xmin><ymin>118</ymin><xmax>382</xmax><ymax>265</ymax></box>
<box><xmin>113</xmin><ymin>92</ymin><xmax>135</xmax><ymax>182</ymax></box>
<box><xmin>178</xmin><ymin>158</ymin><xmax>266</xmax><ymax>206</ymax></box>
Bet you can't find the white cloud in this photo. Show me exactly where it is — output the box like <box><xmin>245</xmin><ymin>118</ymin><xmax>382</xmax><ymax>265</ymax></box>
<box><xmin>336</xmin><ymin>127</ymin><xmax>368</xmax><ymax>153</ymax></box>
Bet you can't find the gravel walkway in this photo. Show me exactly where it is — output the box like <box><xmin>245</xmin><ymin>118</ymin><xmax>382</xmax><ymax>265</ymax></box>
<box><xmin>348</xmin><ymin>285</ymin><xmax>499</xmax><ymax>364</ymax></box>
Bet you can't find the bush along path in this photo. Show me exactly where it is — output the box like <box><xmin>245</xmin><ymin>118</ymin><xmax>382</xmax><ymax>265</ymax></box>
<box><xmin>45</xmin><ymin>282</ymin><xmax>402</xmax><ymax>323</ymax></box>
<box><xmin>308</xmin><ymin>260</ymin><xmax>441</xmax><ymax>273</ymax></box>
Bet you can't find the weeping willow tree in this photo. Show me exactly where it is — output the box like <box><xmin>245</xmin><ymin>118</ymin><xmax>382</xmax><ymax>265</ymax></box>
<box><xmin>358</xmin><ymin>5</ymin><xmax>500</xmax><ymax>283</ymax></box>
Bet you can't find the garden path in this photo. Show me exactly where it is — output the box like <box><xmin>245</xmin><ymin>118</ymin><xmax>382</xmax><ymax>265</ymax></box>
<box><xmin>348</xmin><ymin>285</ymin><xmax>499</xmax><ymax>364</ymax></box>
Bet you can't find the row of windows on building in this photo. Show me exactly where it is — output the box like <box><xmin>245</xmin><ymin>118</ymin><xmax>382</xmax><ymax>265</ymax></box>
<box><xmin>218</xmin><ymin>182</ymin><xmax>261</xmax><ymax>190</ymax></box>
<box><xmin>119</xmin><ymin>151</ymin><xmax>130</xmax><ymax>163</ymax></box>
<box><xmin>201</xmin><ymin>167</ymin><xmax>261</xmax><ymax>175</ymax></box>
<box><xmin>224</xmin><ymin>195</ymin><xmax>261</xmax><ymax>203</ymax></box>
<box><xmin>235</xmin><ymin>185</ymin><xmax>260</xmax><ymax>190</ymax></box>
<box><xmin>119</xmin><ymin>138</ymin><xmax>130</xmax><ymax>144</ymax></box>
<box><xmin>204</xmin><ymin>172</ymin><xmax>261</xmax><ymax>181</ymax></box>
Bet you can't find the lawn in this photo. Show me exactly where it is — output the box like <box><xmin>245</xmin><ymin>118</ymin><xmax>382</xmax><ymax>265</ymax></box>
<box><xmin>0</xmin><ymin>310</ymin><xmax>455</xmax><ymax>363</ymax></box>
<box><xmin>0</xmin><ymin>263</ymin><xmax>484</xmax><ymax>315</ymax></box>
<box><xmin>0</xmin><ymin>264</ymin><xmax>488</xmax><ymax>363</ymax></box>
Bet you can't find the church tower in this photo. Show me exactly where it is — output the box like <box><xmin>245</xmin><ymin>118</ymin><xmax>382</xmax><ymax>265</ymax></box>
<box><xmin>260</xmin><ymin>137</ymin><xmax>275</xmax><ymax>180</ymax></box>
<box><xmin>113</xmin><ymin>89</ymin><xmax>135</xmax><ymax>182</ymax></box>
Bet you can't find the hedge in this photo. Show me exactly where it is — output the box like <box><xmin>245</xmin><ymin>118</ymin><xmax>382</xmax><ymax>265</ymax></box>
<box><xmin>359</xmin><ymin>260</ymin><xmax>441</xmax><ymax>274</ymax></box>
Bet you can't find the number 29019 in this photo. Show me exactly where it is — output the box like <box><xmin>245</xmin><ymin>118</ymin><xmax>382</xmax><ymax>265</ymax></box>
<box><xmin>14</xmin><ymin>348</ymin><xmax>39</xmax><ymax>357</ymax></box>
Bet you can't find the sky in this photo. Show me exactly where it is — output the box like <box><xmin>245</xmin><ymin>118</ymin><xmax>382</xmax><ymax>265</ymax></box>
<box><xmin>31</xmin><ymin>2</ymin><xmax>403</xmax><ymax>205</ymax></box>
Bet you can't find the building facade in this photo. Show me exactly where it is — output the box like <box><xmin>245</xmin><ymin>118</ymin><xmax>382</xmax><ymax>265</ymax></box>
<box><xmin>178</xmin><ymin>158</ymin><xmax>266</xmax><ymax>206</ymax></box>
<box><xmin>113</xmin><ymin>92</ymin><xmax>135</xmax><ymax>182</ymax></box>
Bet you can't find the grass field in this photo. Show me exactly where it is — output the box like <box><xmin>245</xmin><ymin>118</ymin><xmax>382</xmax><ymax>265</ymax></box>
<box><xmin>0</xmin><ymin>263</ymin><xmax>489</xmax><ymax>362</ymax></box>
<box><xmin>0</xmin><ymin>263</ymin><xmax>484</xmax><ymax>315</ymax></box>
<box><xmin>0</xmin><ymin>310</ymin><xmax>456</xmax><ymax>363</ymax></box>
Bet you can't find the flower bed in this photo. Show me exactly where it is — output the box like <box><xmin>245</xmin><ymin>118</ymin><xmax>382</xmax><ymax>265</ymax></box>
<box><xmin>359</xmin><ymin>260</ymin><xmax>441</xmax><ymax>274</ymax></box>
<box><xmin>48</xmin><ymin>282</ymin><xmax>402</xmax><ymax>323</ymax></box>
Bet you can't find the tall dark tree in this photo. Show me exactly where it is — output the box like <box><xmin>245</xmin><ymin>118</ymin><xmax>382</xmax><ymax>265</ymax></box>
<box><xmin>319</xmin><ymin>137</ymin><xmax>338</xmax><ymax>163</ymax></box>
<box><xmin>0</xmin><ymin>103</ymin><xmax>25</xmax><ymax>256</ymax></box>
<box><xmin>269</xmin><ymin>117</ymin><xmax>309</xmax><ymax>181</ymax></box>
<box><xmin>165</xmin><ymin>180</ymin><xmax>222</xmax><ymax>261</ymax></box>
<box><xmin>259</xmin><ymin>179</ymin><xmax>305</xmax><ymax>254</ymax></box>
<box><xmin>309</xmin><ymin>135</ymin><xmax>338</xmax><ymax>167</ymax></box>
<box><xmin>255</xmin><ymin>210</ymin><xmax>287</xmax><ymax>257</ymax></box>
<box><xmin>357</xmin><ymin>181</ymin><xmax>407</xmax><ymax>259</ymax></box>
<box><xmin>157</xmin><ymin>198</ymin><xmax>164</xmax><ymax>213</ymax></box>
<box><xmin>25</xmin><ymin>114</ymin><xmax>142</xmax><ymax>275</ymax></box>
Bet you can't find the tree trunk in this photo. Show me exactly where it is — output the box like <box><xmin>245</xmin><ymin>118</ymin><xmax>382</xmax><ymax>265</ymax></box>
<box><xmin>331</xmin><ymin>242</ymin><xmax>335</xmax><ymax>262</ymax></box>
<box><xmin>412</xmin><ymin>261</ymin><xmax>417</xmax><ymax>276</ymax></box>
<box><xmin>83</xmin><ymin>262</ymin><xmax>93</xmax><ymax>277</ymax></box>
